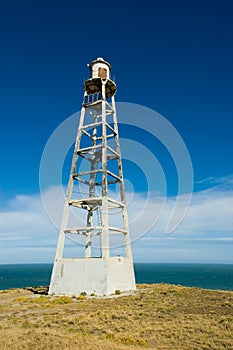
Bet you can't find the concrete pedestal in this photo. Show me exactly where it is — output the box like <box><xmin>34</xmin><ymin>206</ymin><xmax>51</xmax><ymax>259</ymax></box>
<box><xmin>48</xmin><ymin>256</ymin><xmax>136</xmax><ymax>296</ymax></box>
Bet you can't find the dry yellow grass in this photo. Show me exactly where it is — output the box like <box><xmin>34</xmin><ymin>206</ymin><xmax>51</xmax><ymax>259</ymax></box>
<box><xmin>0</xmin><ymin>284</ymin><xmax>233</xmax><ymax>349</ymax></box>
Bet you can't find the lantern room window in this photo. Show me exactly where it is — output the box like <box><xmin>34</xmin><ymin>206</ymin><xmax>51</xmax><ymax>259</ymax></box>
<box><xmin>98</xmin><ymin>67</ymin><xmax>107</xmax><ymax>79</ymax></box>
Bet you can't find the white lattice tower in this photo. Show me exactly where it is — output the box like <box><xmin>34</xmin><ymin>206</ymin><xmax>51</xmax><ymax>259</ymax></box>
<box><xmin>49</xmin><ymin>58</ymin><xmax>136</xmax><ymax>296</ymax></box>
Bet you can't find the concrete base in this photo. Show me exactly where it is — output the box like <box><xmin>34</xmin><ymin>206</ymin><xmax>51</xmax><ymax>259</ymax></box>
<box><xmin>48</xmin><ymin>256</ymin><xmax>136</xmax><ymax>296</ymax></box>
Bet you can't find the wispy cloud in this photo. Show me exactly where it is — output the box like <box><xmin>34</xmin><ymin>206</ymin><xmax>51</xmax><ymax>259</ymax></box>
<box><xmin>195</xmin><ymin>174</ymin><xmax>233</xmax><ymax>187</ymax></box>
<box><xmin>195</xmin><ymin>177</ymin><xmax>217</xmax><ymax>184</ymax></box>
<box><xmin>0</xmin><ymin>176</ymin><xmax>233</xmax><ymax>263</ymax></box>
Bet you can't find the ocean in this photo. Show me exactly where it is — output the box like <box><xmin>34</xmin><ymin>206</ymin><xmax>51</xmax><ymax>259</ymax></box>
<box><xmin>0</xmin><ymin>263</ymin><xmax>233</xmax><ymax>291</ymax></box>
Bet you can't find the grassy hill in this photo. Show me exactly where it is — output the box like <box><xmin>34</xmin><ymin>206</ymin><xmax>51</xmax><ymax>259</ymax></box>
<box><xmin>0</xmin><ymin>284</ymin><xmax>233</xmax><ymax>349</ymax></box>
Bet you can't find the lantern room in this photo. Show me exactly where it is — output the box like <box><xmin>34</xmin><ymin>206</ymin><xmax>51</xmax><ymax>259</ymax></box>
<box><xmin>88</xmin><ymin>57</ymin><xmax>111</xmax><ymax>80</ymax></box>
<box><xmin>83</xmin><ymin>57</ymin><xmax>116</xmax><ymax>102</ymax></box>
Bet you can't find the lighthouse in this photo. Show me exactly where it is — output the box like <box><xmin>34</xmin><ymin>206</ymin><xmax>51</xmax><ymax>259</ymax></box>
<box><xmin>49</xmin><ymin>58</ymin><xmax>136</xmax><ymax>296</ymax></box>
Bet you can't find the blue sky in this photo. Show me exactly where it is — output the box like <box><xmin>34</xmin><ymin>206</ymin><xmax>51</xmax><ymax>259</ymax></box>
<box><xmin>0</xmin><ymin>0</ymin><xmax>233</xmax><ymax>263</ymax></box>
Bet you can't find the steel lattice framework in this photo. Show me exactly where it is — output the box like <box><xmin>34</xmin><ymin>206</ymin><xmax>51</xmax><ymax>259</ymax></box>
<box><xmin>49</xmin><ymin>58</ymin><xmax>135</xmax><ymax>296</ymax></box>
